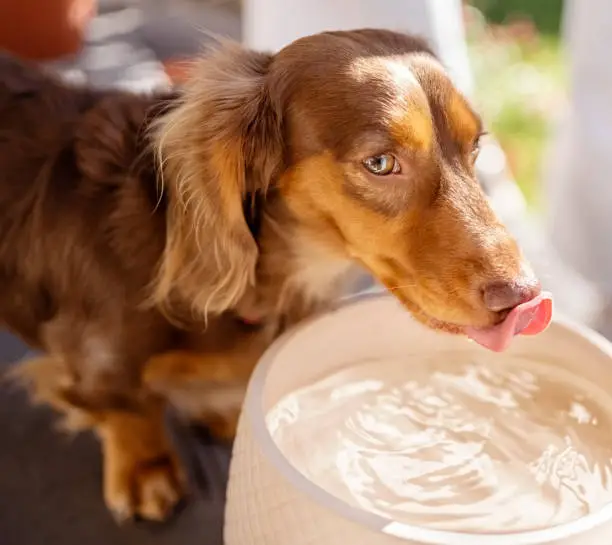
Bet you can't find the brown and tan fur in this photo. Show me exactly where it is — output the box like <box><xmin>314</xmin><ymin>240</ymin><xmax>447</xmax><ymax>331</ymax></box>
<box><xmin>0</xmin><ymin>29</ymin><xmax>539</xmax><ymax>522</ymax></box>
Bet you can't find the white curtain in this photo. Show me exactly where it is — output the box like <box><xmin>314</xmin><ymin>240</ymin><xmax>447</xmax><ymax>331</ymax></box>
<box><xmin>545</xmin><ymin>0</ymin><xmax>612</xmax><ymax>299</ymax></box>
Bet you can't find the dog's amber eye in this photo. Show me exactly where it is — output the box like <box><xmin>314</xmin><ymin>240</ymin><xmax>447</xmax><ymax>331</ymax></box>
<box><xmin>363</xmin><ymin>154</ymin><xmax>400</xmax><ymax>176</ymax></box>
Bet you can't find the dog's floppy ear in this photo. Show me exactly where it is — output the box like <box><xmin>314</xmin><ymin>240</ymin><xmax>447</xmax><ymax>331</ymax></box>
<box><xmin>151</xmin><ymin>44</ymin><xmax>283</xmax><ymax>317</ymax></box>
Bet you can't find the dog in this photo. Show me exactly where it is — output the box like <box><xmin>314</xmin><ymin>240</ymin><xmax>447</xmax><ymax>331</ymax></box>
<box><xmin>0</xmin><ymin>29</ymin><xmax>543</xmax><ymax>522</ymax></box>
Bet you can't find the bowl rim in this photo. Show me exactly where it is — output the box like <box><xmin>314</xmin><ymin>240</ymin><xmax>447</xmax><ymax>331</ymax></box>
<box><xmin>244</xmin><ymin>291</ymin><xmax>612</xmax><ymax>545</ymax></box>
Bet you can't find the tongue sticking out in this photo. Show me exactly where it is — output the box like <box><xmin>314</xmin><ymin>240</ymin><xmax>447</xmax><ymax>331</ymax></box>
<box><xmin>463</xmin><ymin>292</ymin><xmax>553</xmax><ymax>352</ymax></box>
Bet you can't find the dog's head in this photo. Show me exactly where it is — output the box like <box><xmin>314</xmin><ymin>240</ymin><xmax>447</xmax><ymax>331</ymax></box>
<box><xmin>154</xmin><ymin>29</ymin><xmax>547</xmax><ymax>347</ymax></box>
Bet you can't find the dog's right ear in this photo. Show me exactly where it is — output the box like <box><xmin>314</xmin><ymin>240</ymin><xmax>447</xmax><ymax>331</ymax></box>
<box><xmin>151</xmin><ymin>44</ymin><xmax>284</xmax><ymax>318</ymax></box>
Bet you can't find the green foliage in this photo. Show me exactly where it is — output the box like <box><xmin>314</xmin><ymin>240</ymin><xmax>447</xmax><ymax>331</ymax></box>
<box><xmin>470</xmin><ymin>0</ymin><xmax>564</xmax><ymax>35</ymax></box>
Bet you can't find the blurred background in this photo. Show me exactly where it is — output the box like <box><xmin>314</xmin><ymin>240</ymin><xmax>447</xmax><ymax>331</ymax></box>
<box><xmin>467</xmin><ymin>0</ymin><xmax>565</xmax><ymax>208</ymax></box>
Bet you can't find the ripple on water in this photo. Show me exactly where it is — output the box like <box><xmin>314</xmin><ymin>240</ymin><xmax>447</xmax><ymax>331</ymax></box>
<box><xmin>267</xmin><ymin>355</ymin><xmax>612</xmax><ymax>533</ymax></box>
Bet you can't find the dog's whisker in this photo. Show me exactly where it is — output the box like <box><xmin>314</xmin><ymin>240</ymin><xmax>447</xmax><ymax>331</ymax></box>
<box><xmin>387</xmin><ymin>284</ymin><xmax>413</xmax><ymax>292</ymax></box>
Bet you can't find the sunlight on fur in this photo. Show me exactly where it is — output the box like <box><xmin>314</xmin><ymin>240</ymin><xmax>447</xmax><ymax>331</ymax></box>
<box><xmin>150</xmin><ymin>43</ymin><xmax>283</xmax><ymax>320</ymax></box>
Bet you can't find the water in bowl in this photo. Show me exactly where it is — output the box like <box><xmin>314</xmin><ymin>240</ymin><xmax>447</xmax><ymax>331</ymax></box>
<box><xmin>267</xmin><ymin>354</ymin><xmax>612</xmax><ymax>533</ymax></box>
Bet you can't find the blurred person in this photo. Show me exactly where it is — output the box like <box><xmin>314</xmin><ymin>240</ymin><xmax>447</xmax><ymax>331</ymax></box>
<box><xmin>243</xmin><ymin>0</ymin><xmax>601</xmax><ymax>324</ymax></box>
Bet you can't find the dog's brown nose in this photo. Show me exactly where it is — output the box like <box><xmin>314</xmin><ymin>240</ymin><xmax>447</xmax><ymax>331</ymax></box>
<box><xmin>482</xmin><ymin>277</ymin><xmax>542</xmax><ymax>313</ymax></box>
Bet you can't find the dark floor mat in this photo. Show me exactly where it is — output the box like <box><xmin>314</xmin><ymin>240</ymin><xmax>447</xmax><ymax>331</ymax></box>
<box><xmin>0</xmin><ymin>332</ymin><xmax>228</xmax><ymax>545</ymax></box>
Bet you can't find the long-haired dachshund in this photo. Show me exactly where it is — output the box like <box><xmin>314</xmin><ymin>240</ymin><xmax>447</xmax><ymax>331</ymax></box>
<box><xmin>0</xmin><ymin>29</ymin><xmax>544</xmax><ymax>522</ymax></box>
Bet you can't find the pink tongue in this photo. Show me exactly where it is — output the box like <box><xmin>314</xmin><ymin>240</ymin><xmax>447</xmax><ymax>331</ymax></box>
<box><xmin>464</xmin><ymin>292</ymin><xmax>553</xmax><ymax>352</ymax></box>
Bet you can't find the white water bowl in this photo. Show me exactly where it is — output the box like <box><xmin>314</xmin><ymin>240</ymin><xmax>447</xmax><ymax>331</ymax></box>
<box><xmin>224</xmin><ymin>293</ymin><xmax>612</xmax><ymax>545</ymax></box>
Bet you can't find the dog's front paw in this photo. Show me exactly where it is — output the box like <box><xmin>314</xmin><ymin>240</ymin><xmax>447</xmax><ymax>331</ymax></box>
<box><xmin>104</xmin><ymin>451</ymin><xmax>185</xmax><ymax>523</ymax></box>
<box><xmin>98</xmin><ymin>408</ymin><xmax>187</xmax><ymax>523</ymax></box>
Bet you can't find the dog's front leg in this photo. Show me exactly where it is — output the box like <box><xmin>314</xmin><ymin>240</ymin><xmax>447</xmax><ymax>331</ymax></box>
<box><xmin>96</xmin><ymin>400</ymin><xmax>185</xmax><ymax>523</ymax></box>
<box><xmin>12</xmin><ymin>355</ymin><xmax>186</xmax><ymax>523</ymax></box>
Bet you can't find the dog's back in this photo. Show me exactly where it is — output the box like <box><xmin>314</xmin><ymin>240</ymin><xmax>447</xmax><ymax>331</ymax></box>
<box><xmin>0</xmin><ymin>54</ymin><xmax>90</xmax><ymax>210</ymax></box>
<box><xmin>0</xmin><ymin>54</ymin><xmax>171</xmax><ymax>348</ymax></box>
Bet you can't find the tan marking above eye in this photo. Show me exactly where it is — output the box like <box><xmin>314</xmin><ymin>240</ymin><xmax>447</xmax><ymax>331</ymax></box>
<box><xmin>447</xmin><ymin>92</ymin><xmax>482</xmax><ymax>149</ymax></box>
<box><xmin>390</xmin><ymin>107</ymin><xmax>433</xmax><ymax>153</ymax></box>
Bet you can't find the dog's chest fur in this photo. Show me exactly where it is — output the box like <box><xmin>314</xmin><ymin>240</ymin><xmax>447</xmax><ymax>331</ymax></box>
<box><xmin>287</xmin><ymin>232</ymin><xmax>358</xmax><ymax>305</ymax></box>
